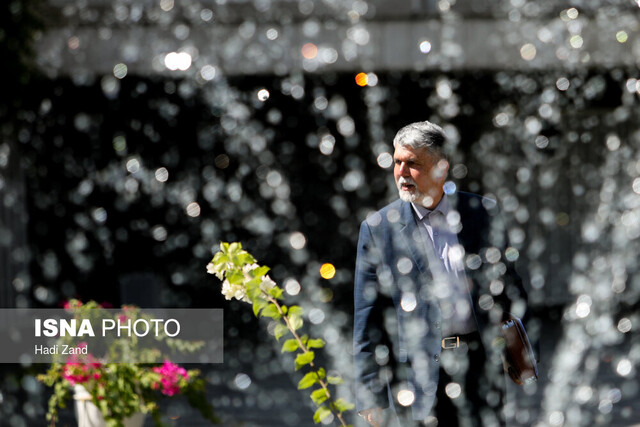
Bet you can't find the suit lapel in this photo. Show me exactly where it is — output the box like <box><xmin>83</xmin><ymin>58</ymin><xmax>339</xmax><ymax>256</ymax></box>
<box><xmin>397</xmin><ymin>201</ymin><xmax>431</xmax><ymax>278</ymax></box>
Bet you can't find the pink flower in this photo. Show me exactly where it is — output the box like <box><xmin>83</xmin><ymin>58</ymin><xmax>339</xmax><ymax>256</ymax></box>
<box><xmin>63</xmin><ymin>300</ymin><xmax>82</xmax><ymax>310</ymax></box>
<box><xmin>62</xmin><ymin>353</ymin><xmax>103</xmax><ymax>385</ymax></box>
<box><xmin>62</xmin><ymin>363</ymin><xmax>90</xmax><ymax>385</ymax></box>
<box><xmin>152</xmin><ymin>360</ymin><xmax>189</xmax><ymax>396</ymax></box>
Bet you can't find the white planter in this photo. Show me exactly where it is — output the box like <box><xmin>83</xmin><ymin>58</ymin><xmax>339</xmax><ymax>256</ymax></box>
<box><xmin>73</xmin><ymin>385</ymin><xmax>145</xmax><ymax>427</ymax></box>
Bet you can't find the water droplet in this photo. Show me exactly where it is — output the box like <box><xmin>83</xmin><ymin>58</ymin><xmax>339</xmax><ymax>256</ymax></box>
<box><xmin>616</xmin><ymin>31</ymin><xmax>628</xmax><ymax>43</ymax></box>
<box><xmin>616</xmin><ymin>359</ymin><xmax>632</xmax><ymax>377</ymax></box>
<box><xmin>186</xmin><ymin>202</ymin><xmax>201</xmax><ymax>217</ymax></box>
<box><xmin>397</xmin><ymin>389</ymin><xmax>415</xmax><ymax>406</ymax></box>
<box><xmin>257</xmin><ymin>89</ymin><xmax>270</xmax><ymax>101</ymax></box>
<box><xmin>113</xmin><ymin>63</ymin><xmax>128</xmax><ymax>79</ymax></box>
<box><xmin>289</xmin><ymin>232</ymin><xmax>306</xmax><ymax>249</ymax></box>
<box><xmin>396</xmin><ymin>257</ymin><xmax>413</xmax><ymax>275</ymax></box>
<box><xmin>419</xmin><ymin>40</ymin><xmax>432</xmax><ymax>53</ymax></box>
<box><xmin>377</xmin><ymin>152</ymin><xmax>393</xmax><ymax>169</ymax></box>
<box><xmin>234</xmin><ymin>373</ymin><xmax>251</xmax><ymax>390</ymax></box>
<box><xmin>126</xmin><ymin>158</ymin><xmax>140</xmax><ymax>173</ymax></box>
<box><xmin>284</xmin><ymin>279</ymin><xmax>301</xmax><ymax>296</ymax></box>
<box><xmin>520</xmin><ymin>43</ymin><xmax>537</xmax><ymax>61</ymax></box>
<box><xmin>301</xmin><ymin>43</ymin><xmax>318</xmax><ymax>59</ymax></box>
<box><xmin>200</xmin><ymin>65</ymin><xmax>216</xmax><ymax>81</ymax></box>
<box><xmin>155</xmin><ymin>167</ymin><xmax>169</xmax><ymax>182</ymax></box>
<box><xmin>556</xmin><ymin>77</ymin><xmax>570</xmax><ymax>91</ymax></box>
<box><xmin>400</xmin><ymin>293</ymin><xmax>417</xmax><ymax>312</ymax></box>
<box><xmin>617</xmin><ymin>318</ymin><xmax>632</xmax><ymax>333</ymax></box>
<box><xmin>266</xmin><ymin>28</ymin><xmax>278</xmax><ymax>40</ymax></box>
<box><xmin>309</xmin><ymin>308</ymin><xmax>325</xmax><ymax>324</ymax></box>
<box><xmin>164</xmin><ymin>52</ymin><xmax>192</xmax><ymax>71</ymax></box>
<box><xmin>445</xmin><ymin>382</ymin><xmax>462</xmax><ymax>399</ymax></box>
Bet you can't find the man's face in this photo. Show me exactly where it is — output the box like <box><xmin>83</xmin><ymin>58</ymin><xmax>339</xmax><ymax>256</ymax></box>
<box><xmin>393</xmin><ymin>145</ymin><xmax>449</xmax><ymax>208</ymax></box>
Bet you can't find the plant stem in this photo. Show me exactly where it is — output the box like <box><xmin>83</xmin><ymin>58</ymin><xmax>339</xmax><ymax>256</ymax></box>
<box><xmin>265</xmin><ymin>293</ymin><xmax>348</xmax><ymax>427</ymax></box>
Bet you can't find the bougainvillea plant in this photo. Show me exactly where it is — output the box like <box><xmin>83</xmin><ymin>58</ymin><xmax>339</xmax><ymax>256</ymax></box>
<box><xmin>37</xmin><ymin>300</ymin><xmax>218</xmax><ymax>427</ymax></box>
<box><xmin>207</xmin><ymin>242</ymin><xmax>354</xmax><ymax>426</ymax></box>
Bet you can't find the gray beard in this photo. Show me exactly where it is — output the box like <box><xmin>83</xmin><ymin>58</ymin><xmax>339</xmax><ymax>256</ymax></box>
<box><xmin>398</xmin><ymin>189</ymin><xmax>434</xmax><ymax>208</ymax></box>
<box><xmin>398</xmin><ymin>189</ymin><xmax>418</xmax><ymax>203</ymax></box>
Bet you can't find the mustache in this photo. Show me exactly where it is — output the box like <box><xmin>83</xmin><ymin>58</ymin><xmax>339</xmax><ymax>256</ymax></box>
<box><xmin>397</xmin><ymin>177</ymin><xmax>417</xmax><ymax>186</ymax></box>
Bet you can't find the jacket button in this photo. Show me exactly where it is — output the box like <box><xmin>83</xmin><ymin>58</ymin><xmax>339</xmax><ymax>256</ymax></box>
<box><xmin>434</xmin><ymin>354</ymin><xmax>440</xmax><ymax>363</ymax></box>
<box><xmin>434</xmin><ymin>321</ymin><xmax>441</xmax><ymax>329</ymax></box>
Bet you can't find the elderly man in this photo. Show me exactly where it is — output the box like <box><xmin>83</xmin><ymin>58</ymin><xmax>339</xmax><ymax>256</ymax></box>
<box><xmin>353</xmin><ymin>121</ymin><xmax>529</xmax><ymax>426</ymax></box>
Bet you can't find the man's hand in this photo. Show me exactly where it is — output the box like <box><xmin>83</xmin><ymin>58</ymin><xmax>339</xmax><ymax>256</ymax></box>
<box><xmin>359</xmin><ymin>407</ymin><xmax>384</xmax><ymax>427</ymax></box>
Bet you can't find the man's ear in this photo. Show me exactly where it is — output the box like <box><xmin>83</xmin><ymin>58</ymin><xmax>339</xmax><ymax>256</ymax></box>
<box><xmin>440</xmin><ymin>159</ymin><xmax>450</xmax><ymax>175</ymax></box>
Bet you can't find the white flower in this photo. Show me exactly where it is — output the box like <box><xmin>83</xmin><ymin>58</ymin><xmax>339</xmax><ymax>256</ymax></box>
<box><xmin>242</xmin><ymin>263</ymin><xmax>260</xmax><ymax>273</ymax></box>
<box><xmin>260</xmin><ymin>275</ymin><xmax>276</xmax><ymax>292</ymax></box>
<box><xmin>221</xmin><ymin>280</ymin><xmax>251</xmax><ymax>304</ymax></box>
<box><xmin>206</xmin><ymin>261</ymin><xmax>227</xmax><ymax>280</ymax></box>
<box><xmin>242</xmin><ymin>263</ymin><xmax>276</xmax><ymax>293</ymax></box>
<box><xmin>206</xmin><ymin>263</ymin><xmax>216</xmax><ymax>274</ymax></box>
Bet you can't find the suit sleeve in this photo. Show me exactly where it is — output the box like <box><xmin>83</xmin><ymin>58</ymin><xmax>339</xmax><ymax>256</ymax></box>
<box><xmin>353</xmin><ymin>220</ymin><xmax>392</xmax><ymax>412</ymax></box>
<box><xmin>487</xmin><ymin>205</ymin><xmax>538</xmax><ymax>360</ymax></box>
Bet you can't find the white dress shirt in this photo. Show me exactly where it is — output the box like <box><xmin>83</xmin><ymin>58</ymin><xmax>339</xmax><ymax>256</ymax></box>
<box><xmin>412</xmin><ymin>197</ymin><xmax>477</xmax><ymax>336</ymax></box>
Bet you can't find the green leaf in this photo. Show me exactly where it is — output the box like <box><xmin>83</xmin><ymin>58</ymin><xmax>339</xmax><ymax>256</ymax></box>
<box><xmin>274</xmin><ymin>323</ymin><xmax>289</xmax><ymax>340</ymax></box>
<box><xmin>297</xmin><ymin>372</ymin><xmax>319</xmax><ymax>390</ymax></box>
<box><xmin>307</xmin><ymin>338</ymin><xmax>325</xmax><ymax>349</ymax></box>
<box><xmin>236</xmin><ymin>252</ymin><xmax>256</xmax><ymax>266</ymax></box>
<box><xmin>313</xmin><ymin>406</ymin><xmax>332</xmax><ymax>424</ymax></box>
<box><xmin>252</xmin><ymin>299</ymin><xmax>269</xmax><ymax>317</ymax></box>
<box><xmin>268</xmin><ymin>287</ymin><xmax>284</xmax><ymax>300</ymax></box>
<box><xmin>228</xmin><ymin>242</ymin><xmax>241</xmax><ymax>255</ymax></box>
<box><xmin>226</xmin><ymin>270</ymin><xmax>244</xmax><ymax>285</ymax></box>
<box><xmin>212</xmin><ymin>252</ymin><xmax>228</xmax><ymax>265</ymax></box>
<box><xmin>294</xmin><ymin>351</ymin><xmax>315</xmax><ymax>370</ymax></box>
<box><xmin>246</xmin><ymin>281</ymin><xmax>263</xmax><ymax>301</ymax></box>
<box><xmin>288</xmin><ymin>306</ymin><xmax>304</xmax><ymax>316</ymax></box>
<box><xmin>281</xmin><ymin>339</ymin><xmax>299</xmax><ymax>353</ymax></box>
<box><xmin>332</xmin><ymin>398</ymin><xmax>355</xmax><ymax>413</ymax></box>
<box><xmin>252</xmin><ymin>266</ymin><xmax>270</xmax><ymax>278</ymax></box>
<box><xmin>289</xmin><ymin>314</ymin><xmax>303</xmax><ymax>331</ymax></box>
<box><xmin>317</xmin><ymin>368</ymin><xmax>326</xmax><ymax>379</ymax></box>
<box><xmin>327</xmin><ymin>376</ymin><xmax>343</xmax><ymax>385</ymax></box>
<box><xmin>260</xmin><ymin>304</ymin><xmax>281</xmax><ymax>319</ymax></box>
<box><xmin>310</xmin><ymin>388</ymin><xmax>329</xmax><ymax>405</ymax></box>
<box><xmin>245</xmin><ymin>277</ymin><xmax>261</xmax><ymax>289</ymax></box>
<box><xmin>98</xmin><ymin>398</ymin><xmax>109</xmax><ymax>414</ymax></box>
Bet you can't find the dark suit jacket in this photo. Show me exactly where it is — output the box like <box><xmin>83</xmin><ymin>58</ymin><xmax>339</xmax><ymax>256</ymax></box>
<box><xmin>353</xmin><ymin>192</ymin><xmax>528</xmax><ymax>420</ymax></box>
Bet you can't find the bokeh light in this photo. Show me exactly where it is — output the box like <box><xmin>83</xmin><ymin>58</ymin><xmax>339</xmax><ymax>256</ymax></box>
<box><xmin>397</xmin><ymin>389</ymin><xmax>415</xmax><ymax>406</ymax></box>
<box><xmin>257</xmin><ymin>89</ymin><xmax>270</xmax><ymax>101</ymax></box>
<box><xmin>355</xmin><ymin>72</ymin><xmax>368</xmax><ymax>87</ymax></box>
<box><xmin>520</xmin><ymin>43</ymin><xmax>537</xmax><ymax>61</ymax></box>
<box><xmin>164</xmin><ymin>52</ymin><xmax>192</xmax><ymax>71</ymax></box>
<box><xmin>113</xmin><ymin>63</ymin><xmax>128</xmax><ymax>79</ymax></box>
<box><xmin>5</xmin><ymin>1</ymin><xmax>640</xmax><ymax>425</ymax></box>
<box><xmin>301</xmin><ymin>43</ymin><xmax>318</xmax><ymax>59</ymax></box>
<box><xmin>319</xmin><ymin>263</ymin><xmax>336</xmax><ymax>279</ymax></box>
<box><xmin>419</xmin><ymin>40</ymin><xmax>432</xmax><ymax>53</ymax></box>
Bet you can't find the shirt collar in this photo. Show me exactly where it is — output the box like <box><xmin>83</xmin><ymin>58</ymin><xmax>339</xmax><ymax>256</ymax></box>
<box><xmin>411</xmin><ymin>195</ymin><xmax>449</xmax><ymax>221</ymax></box>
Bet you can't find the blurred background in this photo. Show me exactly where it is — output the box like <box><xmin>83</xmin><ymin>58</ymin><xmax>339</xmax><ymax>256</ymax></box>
<box><xmin>1</xmin><ymin>0</ymin><xmax>639</xmax><ymax>425</ymax></box>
